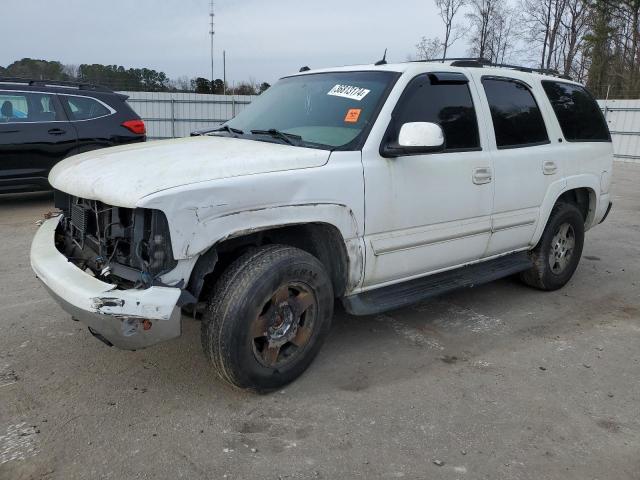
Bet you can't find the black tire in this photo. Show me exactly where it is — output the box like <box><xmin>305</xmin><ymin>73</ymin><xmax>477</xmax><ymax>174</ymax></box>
<box><xmin>201</xmin><ymin>245</ymin><xmax>334</xmax><ymax>392</ymax></box>
<box><xmin>520</xmin><ymin>202</ymin><xmax>585</xmax><ymax>291</ymax></box>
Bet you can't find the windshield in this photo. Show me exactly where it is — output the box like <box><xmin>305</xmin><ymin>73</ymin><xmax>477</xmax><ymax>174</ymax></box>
<box><xmin>221</xmin><ymin>71</ymin><xmax>399</xmax><ymax>150</ymax></box>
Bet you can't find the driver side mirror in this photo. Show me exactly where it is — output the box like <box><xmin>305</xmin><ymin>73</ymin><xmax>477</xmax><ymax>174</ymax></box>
<box><xmin>381</xmin><ymin>122</ymin><xmax>445</xmax><ymax>158</ymax></box>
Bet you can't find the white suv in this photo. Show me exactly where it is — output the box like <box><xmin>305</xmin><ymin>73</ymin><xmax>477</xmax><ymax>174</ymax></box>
<box><xmin>31</xmin><ymin>59</ymin><xmax>613</xmax><ymax>391</ymax></box>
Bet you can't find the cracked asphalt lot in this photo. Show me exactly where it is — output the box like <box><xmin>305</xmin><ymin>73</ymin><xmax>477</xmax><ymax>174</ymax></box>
<box><xmin>1</xmin><ymin>163</ymin><xmax>639</xmax><ymax>479</ymax></box>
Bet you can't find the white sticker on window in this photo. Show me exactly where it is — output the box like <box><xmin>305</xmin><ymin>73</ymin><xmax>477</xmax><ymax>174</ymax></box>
<box><xmin>327</xmin><ymin>85</ymin><xmax>371</xmax><ymax>101</ymax></box>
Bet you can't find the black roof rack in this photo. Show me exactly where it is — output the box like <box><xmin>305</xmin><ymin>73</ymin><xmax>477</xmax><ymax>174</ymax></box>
<box><xmin>0</xmin><ymin>77</ymin><xmax>113</xmax><ymax>92</ymax></box>
<box><xmin>418</xmin><ymin>57</ymin><xmax>492</xmax><ymax>67</ymax></box>
<box><xmin>414</xmin><ymin>58</ymin><xmax>573</xmax><ymax>81</ymax></box>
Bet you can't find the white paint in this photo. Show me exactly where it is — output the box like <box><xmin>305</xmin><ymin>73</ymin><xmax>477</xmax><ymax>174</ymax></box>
<box><xmin>49</xmin><ymin>135</ymin><xmax>330</xmax><ymax>208</ymax></box>
<box><xmin>0</xmin><ymin>423</ymin><xmax>38</xmax><ymax>465</ymax></box>
<box><xmin>31</xmin><ymin>61</ymin><xmax>613</xmax><ymax>351</ymax></box>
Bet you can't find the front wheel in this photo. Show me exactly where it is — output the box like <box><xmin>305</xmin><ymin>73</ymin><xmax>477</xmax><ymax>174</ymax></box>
<box><xmin>201</xmin><ymin>245</ymin><xmax>334</xmax><ymax>392</ymax></box>
<box><xmin>520</xmin><ymin>202</ymin><xmax>585</xmax><ymax>291</ymax></box>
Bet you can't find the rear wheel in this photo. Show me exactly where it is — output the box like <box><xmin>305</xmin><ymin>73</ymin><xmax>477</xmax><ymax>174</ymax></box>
<box><xmin>520</xmin><ymin>202</ymin><xmax>585</xmax><ymax>291</ymax></box>
<box><xmin>201</xmin><ymin>245</ymin><xmax>334</xmax><ymax>392</ymax></box>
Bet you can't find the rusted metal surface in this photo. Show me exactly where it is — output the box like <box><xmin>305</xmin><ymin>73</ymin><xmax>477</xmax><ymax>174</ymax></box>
<box><xmin>252</xmin><ymin>283</ymin><xmax>316</xmax><ymax>368</ymax></box>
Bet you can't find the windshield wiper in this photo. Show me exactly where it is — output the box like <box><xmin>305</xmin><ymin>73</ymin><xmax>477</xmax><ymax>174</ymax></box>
<box><xmin>214</xmin><ymin>125</ymin><xmax>244</xmax><ymax>135</ymax></box>
<box><xmin>250</xmin><ymin>129</ymin><xmax>302</xmax><ymax>146</ymax></box>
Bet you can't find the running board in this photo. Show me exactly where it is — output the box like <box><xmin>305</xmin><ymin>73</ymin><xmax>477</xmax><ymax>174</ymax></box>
<box><xmin>342</xmin><ymin>252</ymin><xmax>533</xmax><ymax>316</ymax></box>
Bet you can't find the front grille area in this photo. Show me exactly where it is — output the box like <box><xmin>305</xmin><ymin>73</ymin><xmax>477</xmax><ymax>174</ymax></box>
<box><xmin>70</xmin><ymin>202</ymin><xmax>91</xmax><ymax>240</ymax></box>
<box><xmin>54</xmin><ymin>190</ymin><xmax>177</xmax><ymax>288</ymax></box>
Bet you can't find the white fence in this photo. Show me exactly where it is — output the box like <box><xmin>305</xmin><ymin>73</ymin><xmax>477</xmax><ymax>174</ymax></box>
<box><xmin>599</xmin><ymin>99</ymin><xmax>640</xmax><ymax>163</ymax></box>
<box><xmin>120</xmin><ymin>92</ymin><xmax>640</xmax><ymax>163</ymax></box>
<box><xmin>119</xmin><ymin>91</ymin><xmax>255</xmax><ymax>140</ymax></box>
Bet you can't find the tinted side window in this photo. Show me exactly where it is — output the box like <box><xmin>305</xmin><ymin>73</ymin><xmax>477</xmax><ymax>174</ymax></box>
<box><xmin>542</xmin><ymin>81</ymin><xmax>610</xmax><ymax>142</ymax></box>
<box><xmin>393</xmin><ymin>74</ymin><xmax>480</xmax><ymax>151</ymax></box>
<box><xmin>0</xmin><ymin>91</ymin><xmax>63</xmax><ymax>122</ymax></box>
<box><xmin>482</xmin><ymin>78</ymin><xmax>549</xmax><ymax>149</ymax></box>
<box><xmin>63</xmin><ymin>96</ymin><xmax>111</xmax><ymax>120</ymax></box>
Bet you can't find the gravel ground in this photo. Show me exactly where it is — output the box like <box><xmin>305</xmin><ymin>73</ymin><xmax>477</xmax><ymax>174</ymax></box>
<box><xmin>1</xmin><ymin>163</ymin><xmax>638</xmax><ymax>480</ymax></box>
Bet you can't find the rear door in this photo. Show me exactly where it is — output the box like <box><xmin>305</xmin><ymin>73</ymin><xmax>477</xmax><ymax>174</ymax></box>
<box><xmin>476</xmin><ymin>75</ymin><xmax>565</xmax><ymax>256</ymax></box>
<box><xmin>0</xmin><ymin>90</ymin><xmax>77</xmax><ymax>191</ymax></box>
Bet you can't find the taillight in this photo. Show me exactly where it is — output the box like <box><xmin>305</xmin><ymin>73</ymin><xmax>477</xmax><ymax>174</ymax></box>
<box><xmin>122</xmin><ymin>120</ymin><xmax>146</xmax><ymax>135</ymax></box>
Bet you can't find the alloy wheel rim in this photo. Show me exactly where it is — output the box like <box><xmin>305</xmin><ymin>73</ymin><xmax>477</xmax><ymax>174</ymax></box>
<box><xmin>251</xmin><ymin>282</ymin><xmax>316</xmax><ymax>368</ymax></box>
<box><xmin>548</xmin><ymin>222</ymin><xmax>576</xmax><ymax>274</ymax></box>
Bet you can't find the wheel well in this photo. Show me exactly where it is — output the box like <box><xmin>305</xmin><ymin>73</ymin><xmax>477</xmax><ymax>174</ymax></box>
<box><xmin>189</xmin><ymin>223</ymin><xmax>350</xmax><ymax>303</ymax></box>
<box><xmin>557</xmin><ymin>187</ymin><xmax>595</xmax><ymax>224</ymax></box>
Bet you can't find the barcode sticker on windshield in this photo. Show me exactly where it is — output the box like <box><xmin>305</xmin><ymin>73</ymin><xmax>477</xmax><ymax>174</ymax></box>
<box><xmin>328</xmin><ymin>85</ymin><xmax>371</xmax><ymax>101</ymax></box>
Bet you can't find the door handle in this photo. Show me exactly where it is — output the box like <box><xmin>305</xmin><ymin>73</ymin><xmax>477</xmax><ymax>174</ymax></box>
<box><xmin>473</xmin><ymin>167</ymin><xmax>493</xmax><ymax>185</ymax></box>
<box><xmin>543</xmin><ymin>161</ymin><xmax>558</xmax><ymax>175</ymax></box>
<box><xmin>48</xmin><ymin>128</ymin><xmax>66</xmax><ymax>136</ymax></box>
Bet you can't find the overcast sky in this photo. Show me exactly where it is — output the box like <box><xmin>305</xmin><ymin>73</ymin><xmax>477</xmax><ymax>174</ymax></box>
<box><xmin>2</xmin><ymin>0</ymin><xmax>469</xmax><ymax>85</ymax></box>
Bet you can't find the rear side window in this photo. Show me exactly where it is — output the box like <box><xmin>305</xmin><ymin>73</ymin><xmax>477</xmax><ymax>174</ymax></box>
<box><xmin>0</xmin><ymin>91</ymin><xmax>63</xmax><ymax>122</ymax></box>
<box><xmin>62</xmin><ymin>96</ymin><xmax>111</xmax><ymax>120</ymax></box>
<box><xmin>482</xmin><ymin>78</ymin><xmax>549</xmax><ymax>149</ymax></box>
<box><xmin>392</xmin><ymin>74</ymin><xmax>480</xmax><ymax>151</ymax></box>
<box><xmin>542</xmin><ymin>81</ymin><xmax>610</xmax><ymax>142</ymax></box>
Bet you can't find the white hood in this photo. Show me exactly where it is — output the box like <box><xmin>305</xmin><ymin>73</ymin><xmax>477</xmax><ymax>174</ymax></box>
<box><xmin>49</xmin><ymin>136</ymin><xmax>330</xmax><ymax>207</ymax></box>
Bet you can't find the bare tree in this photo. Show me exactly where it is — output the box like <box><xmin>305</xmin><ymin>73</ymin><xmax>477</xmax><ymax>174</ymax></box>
<box><xmin>487</xmin><ymin>6</ymin><xmax>518</xmax><ymax>63</ymax></box>
<box><xmin>521</xmin><ymin>0</ymin><xmax>569</xmax><ymax>70</ymax></box>
<box><xmin>436</xmin><ymin>0</ymin><xmax>467</xmax><ymax>59</ymax></box>
<box><xmin>618</xmin><ymin>0</ymin><xmax>640</xmax><ymax>94</ymax></box>
<box><xmin>559</xmin><ymin>0</ymin><xmax>590</xmax><ymax>77</ymax></box>
<box><xmin>62</xmin><ymin>64</ymin><xmax>79</xmax><ymax>78</ymax></box>
<box><xmin>171</xmin><ymin>76</ymin><xmax>192</xmax><ymax>92</ymax></box>
<box><xmin>466</xmin><ymin>0</ymin><xmax>502</xmax><ymax>60</ymax></box>
<box><xmin>465</xmin><ymin>0</ymin><xmax>517</xmax><ymax>62</ymax></box>
<box><xmin>415</xmin><ymin>36</ymin><xmax>444</xmax><ymax>60</ymax></box>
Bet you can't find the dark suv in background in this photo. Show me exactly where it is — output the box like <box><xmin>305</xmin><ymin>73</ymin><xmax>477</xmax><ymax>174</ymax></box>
<box><xmin>0</xmin><ymin>78</ymin><xmax>146</xmax><ymax>194</ymax></box>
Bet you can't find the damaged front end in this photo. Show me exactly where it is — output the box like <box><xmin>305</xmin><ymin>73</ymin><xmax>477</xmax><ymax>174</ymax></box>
<box><xmin>53</xmin><ymin>190</ymin><xmax>177</xmax><ymax>289</ymax></box>
<box><xmin>29</xmin><ymin>191</ymin><xmax>186</xmax><ymax>350</ymax></box>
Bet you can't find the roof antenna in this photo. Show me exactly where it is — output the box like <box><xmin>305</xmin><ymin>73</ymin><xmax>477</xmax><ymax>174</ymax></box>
<box><xmin>299</xmin><ymin>66</ymin><xmax>311</xmax><ymax>72</ymax></box>
<box><xmin>375</xmin><ymin>49</ymin><xmax>388</xmax><ymax>66</ymax></box>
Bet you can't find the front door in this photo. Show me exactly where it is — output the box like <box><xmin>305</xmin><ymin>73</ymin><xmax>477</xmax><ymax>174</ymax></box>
<box><xmin>361</xmin><ymin>72</ymin><xmax>494</xmax><ymax>288</ymax></box>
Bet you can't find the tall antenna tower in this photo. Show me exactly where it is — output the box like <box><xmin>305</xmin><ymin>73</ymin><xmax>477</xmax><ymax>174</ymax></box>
<box><xmin>209</xmin><ymin>0</ymin><xmax>215</xmax><ymax>92</ymax></box>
